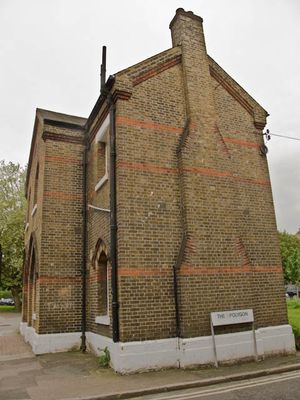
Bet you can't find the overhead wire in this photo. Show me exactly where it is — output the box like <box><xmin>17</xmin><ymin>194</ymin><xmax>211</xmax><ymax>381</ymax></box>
<box><xmin>269</xmin><ymin>133</ymin><xmax>300</xmax><ymax>141</ymax></box>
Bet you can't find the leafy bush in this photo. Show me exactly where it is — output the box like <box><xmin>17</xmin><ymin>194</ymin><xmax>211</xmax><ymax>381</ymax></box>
<box><xmin>279</xmin><ymin>231</ymin><xmax>300</xmax><ymax>284</ymax></box>
<box><xmin>0</xmin><ymin>289</ymin><xmax>12</xmax><ymax>299</ymax></box>
<box><xmin>0</xmin><ymin>161</ymin><xmax>26</xmax><ymax>311</ymax></box>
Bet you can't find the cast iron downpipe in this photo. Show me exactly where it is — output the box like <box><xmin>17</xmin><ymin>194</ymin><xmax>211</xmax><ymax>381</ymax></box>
<box><xmin>108</xmin><ymin>93</ymin><xmax>119</xmax><ymax>342</ymax></box>
<box><xmin>81</xmin><ymin>47</ymin><xmax>119</xmax><ymax>350</ymax></box>
<box><xmin>81</xmin><ymin>135</ymin><xmax>88</xmax><ymax>352</ymax></box>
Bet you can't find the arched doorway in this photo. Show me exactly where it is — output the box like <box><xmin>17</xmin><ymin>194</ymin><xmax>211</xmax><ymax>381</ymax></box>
<box><xmin>26</xmin><ymin>236</ymin><xmax>38</xmax><ymax>327</ymax></box>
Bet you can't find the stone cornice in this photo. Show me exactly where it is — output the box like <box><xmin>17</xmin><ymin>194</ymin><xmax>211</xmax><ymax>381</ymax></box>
<box><xmin>44</xmin><ymin>119</ymin><xmax>85</xmax><ymax>131</ymax></box>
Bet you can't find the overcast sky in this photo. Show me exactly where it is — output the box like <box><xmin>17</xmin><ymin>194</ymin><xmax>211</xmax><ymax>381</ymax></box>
<box><xmin>0</xmin><ymin>0</ymin><xmax>299</xmax><ymax>233</ymax></box>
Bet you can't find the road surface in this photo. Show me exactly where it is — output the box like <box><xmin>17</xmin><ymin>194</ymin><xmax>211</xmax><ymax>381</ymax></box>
<box><xmin>130</xmin><ymin>370</ymin><xmax>300</xmax><ymax>400</ymax></box>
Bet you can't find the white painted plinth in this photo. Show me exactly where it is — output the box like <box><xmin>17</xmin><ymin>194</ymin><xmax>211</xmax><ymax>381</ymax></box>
<box><xmin>180</xmin><ymin>330</ymin><xmax>265</xmax><ymax>367</ymax></box>
<box><xmin>20</xmin><ymin>323</ymin><xmax>81</xmax><ymax>354</ymax></box>
<box><xmin>20</xmin><ymin>323</ymin><xmax>295</xmax><ymax>373</ymax></box>
<box><xmin>86</xmin><ymin>332</ymin><xmax>180</xmax><ymax>372</ymax></box>
<box><xmin>86</xmin><ymin>325</ymin><xmax>295</xmax><ymax>373</ymax></box>
<box><xmin>19</xmin><ymin>322</ymin><xmax>28</xmax><ymax>336</ymax></box>
<box><xmin>257</xmin><ymin>325</ymin><xmax>296</xmax><ymax>355</ymax></box>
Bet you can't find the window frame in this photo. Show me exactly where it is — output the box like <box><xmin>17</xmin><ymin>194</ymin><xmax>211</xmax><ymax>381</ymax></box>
<box><xmin>95</xmin><ymin>249</ymin><xmax>110</xmax><ymax>326</ymax></box>
<box><xmin>33</xmin><ymin>163</ymin><xmax>39</xmax><ymax>206</ymax></box>
<box><xmin>94</xmin><ymin>114</ymin><xmax>110</xmax><ymax>192</ymax></box>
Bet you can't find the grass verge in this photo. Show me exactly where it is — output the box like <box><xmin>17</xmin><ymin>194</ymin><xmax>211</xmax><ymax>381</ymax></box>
<box><xmin>287</xmin><ymin>299</ymin><xmax>300</xmax><ymax>349</ymax></box>
<box><xmin>0</xmin><ymin>305</ymin><xmax>17</xmax><ymax>312</ymax></box>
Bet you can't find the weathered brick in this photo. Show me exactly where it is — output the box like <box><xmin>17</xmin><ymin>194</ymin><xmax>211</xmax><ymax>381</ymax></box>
<box><xmin>23</xmin><ymin>8</ymin><xmax>287</xmax><ymax>351</ymax></box>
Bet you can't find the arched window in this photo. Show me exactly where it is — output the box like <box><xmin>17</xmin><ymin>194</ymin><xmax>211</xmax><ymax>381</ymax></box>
<box><xmin>28</xmin><ymin>246</ymin><xmax>37</xmax><ymax>326</ymax></box>
<box><xmin>93</xmin><ymin>240</ymin><xmax>110</xmax><ymax>325</ymax></box>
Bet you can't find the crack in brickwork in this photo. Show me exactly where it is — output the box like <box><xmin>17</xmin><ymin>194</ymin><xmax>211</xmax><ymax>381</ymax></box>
<box><xmin>215</xmin><ymin>125</ymin><xmax>231</xmax><ymax>158</ymax></box>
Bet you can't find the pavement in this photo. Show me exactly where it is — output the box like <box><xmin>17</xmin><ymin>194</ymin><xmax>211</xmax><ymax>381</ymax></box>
<box><xmin>1</xmin><ymin>312</ymin><xmax>300</xmax><ymax>400</ymax></box>
<box><xmin>0</xmin><ymin>312</ymin><xmax>33</xmax><ymax>362</ymax></box>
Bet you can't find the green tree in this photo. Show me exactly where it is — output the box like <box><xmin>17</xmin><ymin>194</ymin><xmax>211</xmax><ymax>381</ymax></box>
<box><xmin>0</xmin><ymin>160</ymin><xmax>26</xmax><ymax>310</ymax></box>
<box><xmin>279</xmin><ymin>231</ymin><xmax>300</xmax><ymax>296</ymax></box>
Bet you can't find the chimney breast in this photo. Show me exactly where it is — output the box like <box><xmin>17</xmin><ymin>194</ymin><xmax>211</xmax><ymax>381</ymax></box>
<box><xmin>169</xmin><ymin>8</ymin><xmax>213</xmax><ymax>123</ymax></box>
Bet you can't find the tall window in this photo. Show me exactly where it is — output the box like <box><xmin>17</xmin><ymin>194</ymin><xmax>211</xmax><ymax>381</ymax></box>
<box><xmin>26</xmin><ymin>188</ymin><xmax>31</xmax><ymax>222</ymax></box>
<box><xmin>33</xmin><ymin>163</ymin><xmax>39</xmax><ymax>205</ymax></box>
<box><xmin>94</xmin><ymin>240</ymin><xmax>110</xmax><ymax>326</ymax></box>
<box><xmin>97</xmin><ymin>251</ymin><xmax>109</xmax><ymax>317</ymax></box>
<box><xmin>95</xmin><ymin>115</ymin><xmax>109</xmax><ymax>191</ymax></box>
<box><xmin>97</xmin><ymin>142</ymin><xmax>107</xmax><ymax>179</ymax></box>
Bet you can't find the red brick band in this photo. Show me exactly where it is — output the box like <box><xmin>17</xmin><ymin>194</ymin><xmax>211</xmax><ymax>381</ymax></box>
<box><xmin>254</xmin><ymin>121</ymin><xmax>266</xmax><ymax>130</ymax></box>
<box><xmin>223</xmin><ymin>137</ymin><xmax>260</xmax><ymax>149</ymax></box>
<box><xmin>117</xmin><ymin>116</ymin><xmax>262</xmax><ymax>152</ymax></box>
<box><xmin>119</xmin><ymin>268</ymin><xmax>169</xmax><ymax>277</ymax></box>
<box><xmin>118</xmin><ymin>265</ymin><xmax>282</xmax><ymax>277</ymax></box>
<box><xmin>234</xmin><ymin>176</ymin><xmax>269</xmax><ymax>186</ymax></box>
<box><xmin>42</xmin><ymin>131</ymin><xmax>84</xmax><ymax>145</ymax></box>
<box><xmin>87</xmin><ymin>275</ymin><xmax>111</xmax><ymax>284</ymax></box>
<box><xmin>132</xmin><ymin>55</ymin><xmax>182</xmax><ymax>86</ymax></box>
<box><xmin>216</xmin><ymin>127</ymin><xmax>231</xmax><ymax>157</ymax></box>
<box><xmin>116</xmin><ymin>116</ymin><xmax>182</xmax><ymax>134</ymax></box>
<box><xmin>112</xmin><ymin>89</ymin><xmax>132</xmax><ymax>102</ymax></box>
<box><xmin>118</xmin><ymin>161</ymin><xmax>269</xmax><ymax>186</ymax></box>
<box><xmin>38</xmin><ymin>267</ymin><xmax>282</xmax><ymax>281</ymax></box>
<box><xmin>180</xmin><ymin>264</ymin><xmax>282</xmax><ymax>275</ymax></box>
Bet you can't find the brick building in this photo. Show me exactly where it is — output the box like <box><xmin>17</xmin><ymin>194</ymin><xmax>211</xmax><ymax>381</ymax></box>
<box><xmin>21</xmin><ymin>9</ymin><xmax>295</xmax><ymax>372</ymax></box>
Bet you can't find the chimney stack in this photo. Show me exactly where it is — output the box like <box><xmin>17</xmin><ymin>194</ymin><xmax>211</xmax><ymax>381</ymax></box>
<box><xmin>169</xmin><ymin>9</ymin><xmax>214</xmax><ymax>124</ymax></box>
<box><xmin>169</xmin><ymin>8</ymin><xmax>205</xmax><ymax>49</ymax></box>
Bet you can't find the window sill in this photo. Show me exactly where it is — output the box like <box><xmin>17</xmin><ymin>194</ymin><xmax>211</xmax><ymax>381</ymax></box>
<box><xmin>95</xmin><ymin>315</ymin><xmax>110</xmax><ymax>326</ymax></box>
<box><xmin>95</xmin><ymin>175</ymin><xmax>108</xmax><ymax>192</ymax></box>
<box><xmin>31</xmin><ymin>204</ymin><xmax>37</xmax><ymax>217</ymax></box>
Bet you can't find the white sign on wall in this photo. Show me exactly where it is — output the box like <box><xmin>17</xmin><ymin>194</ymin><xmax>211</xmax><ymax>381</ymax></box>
<box><xmin>210</xmin><ymin>309</ymin><xmax>254</xmax><ymax>327</ymax></box>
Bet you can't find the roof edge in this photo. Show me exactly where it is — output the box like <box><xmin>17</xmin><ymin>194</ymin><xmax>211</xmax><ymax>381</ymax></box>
<box><xmin>208</xmin><ymin>55</ymin><xmax>269</xmax><ymax>117</ymax></box>
<box><xmin>25</xmin><ymin>108</ymin><xmax>87</xmax><ymax>197</ymax></box>
<box><xmin>115</xmin><ymin>46</ymin><xmax>181</xmax><ymax>77</ymax></box>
